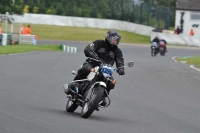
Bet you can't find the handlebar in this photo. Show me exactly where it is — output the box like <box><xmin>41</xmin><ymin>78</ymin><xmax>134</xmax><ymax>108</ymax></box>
<box><xmin>88</xmin><ymin>57</ymin><xmax>125</xmax><ymax>72</ymax></box>
<box><xmin>88</xmin><ymin>57</ymin><xmax>102</xmax><ymax>62</ymax></box>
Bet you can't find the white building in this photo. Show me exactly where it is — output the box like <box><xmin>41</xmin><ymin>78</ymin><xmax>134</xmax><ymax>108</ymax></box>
<box><xmin>175</xmin><ymin>0</ymin><xmax>200</xmax><ymax>37</ymax></box>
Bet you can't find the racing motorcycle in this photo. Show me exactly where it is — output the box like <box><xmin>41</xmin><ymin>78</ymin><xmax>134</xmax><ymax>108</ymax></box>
<box><xmin>159</xmin><ymin>41</ymin><xmax>166</xmax><ymax>56</ymax></box>
<box><xmin>63</xmin><ymin>58</ymin><xmax>134</xmax><ymax>118</ymax></box>
<box><xmin>151</xmin><ymin>42</ymin><xmax>157</xmax><ymax>57</ymax></box>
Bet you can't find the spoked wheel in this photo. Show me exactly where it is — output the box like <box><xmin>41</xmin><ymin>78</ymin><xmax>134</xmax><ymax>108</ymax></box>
<box><xmin>81</xmin><ymin>86</ymin><xmax>104</xmax><ymax>118</ymax></box>
<box><xmin>66</xmin><ymin>98</ymin><xmax>78</xmax><ymax>113</ymax></box>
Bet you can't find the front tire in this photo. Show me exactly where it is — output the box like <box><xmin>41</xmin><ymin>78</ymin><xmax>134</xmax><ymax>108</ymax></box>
<box><xmin>81</xmin><ymin>86</ymin><xmax>105</xmax><ymax>118</ymax></box>
<box><xmin>66</xmin><ymin>98</ymin><xmax>78</xmax><ymax>113</ymax></box>
<box><xmin>153</xmin><ymin>51</ymin><xmax>156</xmax><ymax>56</ymax></box>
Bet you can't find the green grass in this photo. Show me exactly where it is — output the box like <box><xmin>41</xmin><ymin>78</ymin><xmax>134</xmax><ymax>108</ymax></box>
<box><xmin>30</xmin><ymin>24</ymin><xmax>150</xmax><ymax>44</ymax></box>
<box><xmin>0</xmin><ymin>44</ymin><xmax>62</xmax><ymax>54</ymax></box>
<box><xmin>0</xmin><ymin>23</ymin><xmax>151</xmax><ymax>54</ymax></box>
<box><xmin>2</xmin><ymin>22</ymin><xmax>150</xmax><ymax>44</ymax></box>
<box><xmin>3</xmin><ymin>23</ymin><xmax>187</xmax><ymax>54</ymax></box>
<box><xmin>177</xmin><ymin>56</ymin><xmax>200</xmax><ymax>69</ymax></box>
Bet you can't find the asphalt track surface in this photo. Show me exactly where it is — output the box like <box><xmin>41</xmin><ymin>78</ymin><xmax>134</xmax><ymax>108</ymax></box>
<box><xmin>0</xmin><ymin>40</ymin><xmax>200</xmax><ymax>133</ymax></box>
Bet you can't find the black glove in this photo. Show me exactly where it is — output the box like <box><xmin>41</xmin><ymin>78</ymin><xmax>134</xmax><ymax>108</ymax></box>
<box><xmin>117</xmin><ymin>68</ymin><xmax>125</xmax><ymax>75</ymax></box>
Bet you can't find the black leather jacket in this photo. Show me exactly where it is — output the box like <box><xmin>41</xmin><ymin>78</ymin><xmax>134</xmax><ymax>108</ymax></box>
<box><xmin>152</xmin><ymin>38</ymin><xmax>160</xmax><ymax>44</ymax></box>
<box><xmin>84</xmin><ymin>40</ymin><xmax>124</xmax><ymax>70</ymax></box>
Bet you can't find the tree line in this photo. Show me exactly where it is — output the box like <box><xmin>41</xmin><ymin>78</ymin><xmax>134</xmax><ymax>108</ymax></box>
<box><xmin>0</xmin><ymin>0</ymin><xmax>176</xmax><ymax>28</ymax></box>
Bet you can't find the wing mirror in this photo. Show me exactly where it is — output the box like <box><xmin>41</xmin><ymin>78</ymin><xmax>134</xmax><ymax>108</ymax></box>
<box><xmin>127</xmin><ymin>61</ymin><xmax>134</xmax><ymax>67</ymax></box>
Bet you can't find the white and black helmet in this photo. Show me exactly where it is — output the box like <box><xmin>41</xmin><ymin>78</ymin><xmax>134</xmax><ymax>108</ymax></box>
<box><xmin>105</xmin><ymin>30</ymin><xmax>121</xmax><ymax>46</ymax></box>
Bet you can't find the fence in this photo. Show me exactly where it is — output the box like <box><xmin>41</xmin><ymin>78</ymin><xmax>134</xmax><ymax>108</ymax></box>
<box><xmin>89</xmin><ymin>1</ymin><xmax>171</xmax><ymax>29</ymax></box>
<box><xmin>0</xmin><ymin>13</ymin><xmax>21</xmax><ymax>34</ymax></box>
<box><xmin>134</xmin><ymin>3</ymin><xmax>170</xmax><ymax>29</ymax></box>
<box><xmin>21</xmin><ymin>0</ymin><xmax>172</xmax><ymax>29</ymax></box>
<box><xmin>0</xmin><ymin>13</ymin><xmax>37</xmax><ymax>45</ymax></box>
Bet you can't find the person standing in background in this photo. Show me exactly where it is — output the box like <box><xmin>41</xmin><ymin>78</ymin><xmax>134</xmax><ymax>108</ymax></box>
<box><xmin>174</xmin><ymin>26</ymin><xmax>181</xmax><ymax>34</ymax></box>
<box><xmin>0</xmin><ymin>26</ymin><xmax>2</xmax><ymax>34</ymax></box>
<box><xmin>0</xmin><ymin>26</ymin><xmax>2</xmax><ymax>44</ymax></box>
<box><xmin>25</xmin><ymin>25</ymin><xmax>32</xmax><ymax>35</ymax></box>
<box><xmin>189</xmin><ymin>29</ymin><xmax>194</xmax><ymax>36</ymax></box>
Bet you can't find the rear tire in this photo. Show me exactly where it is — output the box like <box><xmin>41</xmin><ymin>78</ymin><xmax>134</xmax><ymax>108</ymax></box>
<box><xmin>81</xmin><ymin>86</ymin><xmax>104</xmax><ymax>118</ymax></box>
<box><xmin>66</xmin><ymin>98</ymin><xmax>78</xmax><ymax>113</ymax></box>
<box><xmin>160</xmin><ymin>47</ymin><xmax>165</xmax><ymax>56</ymax></box>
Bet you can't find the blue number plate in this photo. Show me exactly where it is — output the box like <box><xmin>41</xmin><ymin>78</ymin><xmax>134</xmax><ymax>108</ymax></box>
<box><xmin>101</xmin><ymin>66</ymin><xmax>114</xmax><ymax>76</ymax></box>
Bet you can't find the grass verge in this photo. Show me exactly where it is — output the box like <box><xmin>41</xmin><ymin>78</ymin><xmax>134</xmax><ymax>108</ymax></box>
<box><xmin>177</xmin><ymin>56</ymin><xmax>200</xmax><ymax>69</ymax></box>
<box><xmin>1</xmin><ymin>24</ymin><xmax>151</xmax><ymax>54</ymax></box>
<box><xmin>9</xmin><ymin>23</ymin><xmax>150</xmax><ymax>44</ymax></box>
<box><xmin>0</xmin><ymin>44</ymin><xmax>62</xmax><ymax>54</ymax></box>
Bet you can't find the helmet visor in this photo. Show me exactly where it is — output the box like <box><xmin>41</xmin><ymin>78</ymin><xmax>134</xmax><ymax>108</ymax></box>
<box><xmin>109</xmin><ymin>36</ymin><xmax>120</xmax><ymax>45</ymax></box>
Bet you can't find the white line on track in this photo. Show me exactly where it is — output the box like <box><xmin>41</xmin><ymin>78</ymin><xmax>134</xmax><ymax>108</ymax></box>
<box><xmin>172</xmin><ymin>56</ymin><xmax>178</xmax><ymax>63</ymax></box>
<box><xmin>172</xmin><ymin>56</ymin><xmax>200</xmax><ymax>72</ymax></box>
<box><xmin>190</xmin><ymin>65</ymin><xmax>200</xmax><ymax>72</ymax></box>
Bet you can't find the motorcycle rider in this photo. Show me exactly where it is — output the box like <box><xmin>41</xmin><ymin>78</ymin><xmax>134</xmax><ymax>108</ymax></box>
<box><xmin>66</xmin><ymin>30</ymin><xmax>125</xmax><ymax>106</ymax></box>
<box><xmin>151</xmin><ymin>36</ymin><xmax>159</xmax><ymax>54</ymax></box>
<box><xmin>159</xmin><ymin>38</ymin><xmax>167</xmax><ymax>52</ymax></box>
<box><xmin>151</xmin><ymin>42</ymin><xmax>158</xmax><ymax>56</ymax></box>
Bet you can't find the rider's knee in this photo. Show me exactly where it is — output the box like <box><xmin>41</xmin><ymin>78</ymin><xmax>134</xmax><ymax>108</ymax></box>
<box><xmin>78</xmin><ymin>65</ymin><xmax>90</xmax><ymax>75</ymax></box>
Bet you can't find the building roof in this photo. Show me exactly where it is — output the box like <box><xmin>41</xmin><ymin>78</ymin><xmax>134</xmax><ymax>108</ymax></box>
<box><xmin>176</xmin><ymin>0</ymin><xmax>200</xmax><ymax>11</ymax></box>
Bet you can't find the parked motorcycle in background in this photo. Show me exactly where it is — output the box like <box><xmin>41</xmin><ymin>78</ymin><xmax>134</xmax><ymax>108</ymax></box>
<box><xmin>63</xmin><ymin>58</ymin><xmax>134</xmax><ymax>118</ymax></box>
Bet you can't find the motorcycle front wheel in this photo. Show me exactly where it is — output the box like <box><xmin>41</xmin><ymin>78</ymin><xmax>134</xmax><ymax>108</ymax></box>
<box><xmin>81</xmin><ymin>86</ymin><xmax>104</xmax><ymax>118</ymax></box>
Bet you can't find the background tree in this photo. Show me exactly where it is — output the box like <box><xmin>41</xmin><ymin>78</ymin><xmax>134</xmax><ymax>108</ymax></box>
<box><xmin>0</xmin><ymin>0</ymin><xmax>23</xmax><ymax>15</ymax></box>
<box><xmin>15</xmin><ymin>0</ymin><xmax>176</xmax><ymax>28</ymax></box>
<box><xmin>142</xmin><ymin>0</ymin><xmax>176</xmax><ymax>27</ymax></box>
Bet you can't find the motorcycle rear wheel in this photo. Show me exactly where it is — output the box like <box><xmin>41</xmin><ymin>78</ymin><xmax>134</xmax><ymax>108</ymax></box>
<box><xmin>81</xmin><ymin>86</ymin><xmax>104</xmax><ymax>118</ymax></box>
